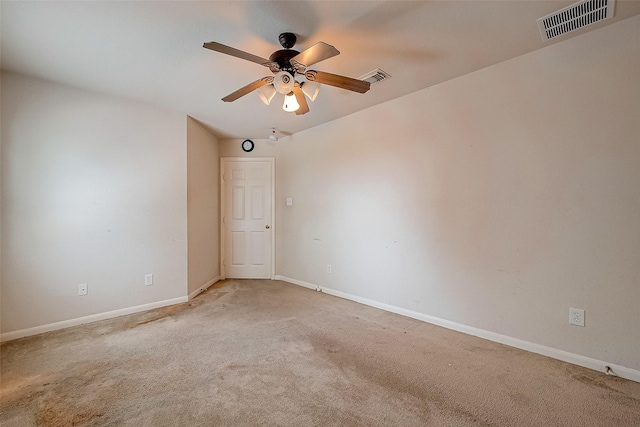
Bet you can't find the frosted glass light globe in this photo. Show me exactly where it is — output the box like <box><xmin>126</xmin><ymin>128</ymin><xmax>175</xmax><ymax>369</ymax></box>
<box><xmin>282</xmin><ymin>92</ymin><xmax>299</xmax><ymax>112</ymax></box>
<box><xmin>273</xmin><ymin>71</ymin><xmax>295</xmax><ymax>94</ymax></box>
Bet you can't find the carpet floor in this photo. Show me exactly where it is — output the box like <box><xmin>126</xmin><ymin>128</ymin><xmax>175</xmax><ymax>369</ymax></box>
<box><xmin>1</xmin><ymin>279</ymin><xmax>639</xmax><ymax>426</ymax></box>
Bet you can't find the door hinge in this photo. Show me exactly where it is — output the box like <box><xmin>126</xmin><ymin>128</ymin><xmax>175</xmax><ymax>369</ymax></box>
<box><xmin>223</xmin><ymin>259</ymin><xmax>226</xmax><ymax>267</ymax></box>
<box><xmin>223</xmin><ymin>216</ymin><xmax>226</xmax><ymax>224</ymax></box>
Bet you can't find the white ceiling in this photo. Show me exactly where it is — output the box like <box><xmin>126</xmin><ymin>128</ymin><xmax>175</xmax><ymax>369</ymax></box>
<box><xmin>2</xmin><ymin>1</ymin><xmax>639</xmax><ymax>140</ymax></box>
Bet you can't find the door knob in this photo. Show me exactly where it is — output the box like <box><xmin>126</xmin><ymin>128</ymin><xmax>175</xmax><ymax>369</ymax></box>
<box><xmin>265</xmin><ymin>225</ymin><xmax>270</xmax><ymax>229</ymax></box>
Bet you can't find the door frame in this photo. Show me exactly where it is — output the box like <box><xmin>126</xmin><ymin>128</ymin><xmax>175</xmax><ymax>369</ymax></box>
<box><xmin>220</xmin><ymin>157</ymin><xmax>276</xmax><ymax>280</ymax></box>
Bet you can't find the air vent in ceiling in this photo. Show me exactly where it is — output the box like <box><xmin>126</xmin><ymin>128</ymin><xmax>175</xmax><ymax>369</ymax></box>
<box><xmin>358</xmin><ymin>68</ymin><xmax>391</xmax><ymax>85</ymax></box>
<box><xmin>537</xmin><ymin>0</ymin><xmax>615</xmax><ymax>41</ymax></box>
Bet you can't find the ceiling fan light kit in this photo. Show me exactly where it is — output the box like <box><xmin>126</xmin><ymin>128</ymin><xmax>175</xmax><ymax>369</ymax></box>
<box><xmin>203</xmin><ymin>32</ymin><xmax>372</xmax><ymax>115</ymax></box>
<box><xmin>273</xmin><ymin>71</ymin><xmax>295</xmax><ymax>94</ymax></box>
<box><xmin>257</xmin><ymin>84</ymin><xmax>276</xmax><ymax>105</ymax></box>
<box><xmin>300</xmin><ymin>81</ymin><xmax>320</xmax><ymax>102</ymax></box>
<box><xmin>282</xmin><ymin>92</ymin><xmax>300</xmax><ymax>112</ymax></box>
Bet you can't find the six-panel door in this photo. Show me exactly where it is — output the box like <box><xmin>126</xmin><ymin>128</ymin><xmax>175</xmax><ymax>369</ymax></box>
<box><xmin>223</xmin><ymin>160</ymin><xmax>273</xmax><ymax>278</ymax></box>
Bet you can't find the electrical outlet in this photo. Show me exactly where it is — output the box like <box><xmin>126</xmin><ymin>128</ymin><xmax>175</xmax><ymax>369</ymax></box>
<box><xmin>78</xmin><ymin>283</ymin><xmax>88</xmax><ymax>296</ymax></box>
<box><xmin>145</xmin><ymin>274</ymin><xmax>153</xmax><ymax>286</ymax></box>
<box><xmin>327</xmin><ymin>264</ymin><xmax>332</xmax><ymax>274</ymax></box>
<box><xmin>569</xmin><ymin>307</ymin><xmax>585</xmax><ymax>327</ymax></box>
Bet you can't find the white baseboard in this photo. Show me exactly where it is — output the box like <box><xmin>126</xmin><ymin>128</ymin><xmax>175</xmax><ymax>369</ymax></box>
<box><xmin>0</xmin><ymin>296</ymin><xmax>188</xmax><ymax>343</ymax></box>
<box><xmin>274</xmin><ymin>275</ymin><xmax>319</xmax><ymax>291</ymax></box>
<box><xmin>275</xmin><ymin>275</ymin><xmax>640</xmax><ymax>384</ymax></box>
<box><xmin>188</xmin><ymin>276</ymin><xmax>222</xmax><ymax>301</ymax></box>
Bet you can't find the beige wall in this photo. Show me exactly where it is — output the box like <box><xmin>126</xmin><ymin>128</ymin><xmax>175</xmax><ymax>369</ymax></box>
<box><xmin>1</xmin><ymin>72</ymin><xmax>188</xmax><ymax>333</ymax></box>
<box><xmin>186</xmin><ymin>117</ymin><xmax>220</xmax><ymax>296</ymax></box>
<box><xmin>221</xmin><ymin>15</ymin><xmax>640</xmax><ymax>371</ymax></box>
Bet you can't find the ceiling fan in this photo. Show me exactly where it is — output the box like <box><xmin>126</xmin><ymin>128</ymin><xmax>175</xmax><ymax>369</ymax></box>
<box><xmin>203</xmin><ymin>32</ymin><xmax>371</xmax><ymax>115</ymax></box>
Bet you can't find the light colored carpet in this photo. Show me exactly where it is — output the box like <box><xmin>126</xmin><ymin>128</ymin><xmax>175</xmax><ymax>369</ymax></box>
<box><xmin>1</xmin><ymin>279</ymin><xmax>639</xmax><ymax>426</ymax></box>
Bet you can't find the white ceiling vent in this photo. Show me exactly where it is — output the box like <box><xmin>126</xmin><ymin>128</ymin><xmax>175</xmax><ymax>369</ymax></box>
<box><xmin>358</xmin><ymin>68</ymin><xmax>391</xmax><ymax>85</ymax></box>
<box><xmin>537</xmin><ymin>0</ymin><xmax>615</xmax><ymax>41</ymax></box>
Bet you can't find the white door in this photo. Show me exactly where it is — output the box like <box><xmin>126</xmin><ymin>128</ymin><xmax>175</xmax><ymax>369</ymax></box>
<box><xmin>221</xmin><ymin>158</ymin><xmax>274</xmax><ymax>279</ymax></box>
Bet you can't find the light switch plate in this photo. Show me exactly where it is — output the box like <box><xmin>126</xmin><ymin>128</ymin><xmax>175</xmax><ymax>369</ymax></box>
<box><xmin>286</xmin><ymin>197</ymin><xmax>293</xmax><ymax>206</ymax></box>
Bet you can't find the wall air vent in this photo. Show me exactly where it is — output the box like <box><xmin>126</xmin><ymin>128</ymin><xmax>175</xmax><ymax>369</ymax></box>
<box><xmin>358</xmin><ymin>68</ymin><xmax>391</xmax><ymax>85</ymax></box>
<box><xmin>537</xmin><ymin>0</ymin><xmax>615</xmax><ymax>41</ymax></box>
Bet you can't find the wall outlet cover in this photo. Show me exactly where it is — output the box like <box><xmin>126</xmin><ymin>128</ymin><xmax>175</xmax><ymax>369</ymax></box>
<box><xmin>569</xmin><ymin>307</ymin><xmax>585</xmax><ymax>327</ymax></box>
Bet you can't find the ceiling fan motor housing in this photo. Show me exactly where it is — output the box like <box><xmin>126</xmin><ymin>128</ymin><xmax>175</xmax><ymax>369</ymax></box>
<box><xmin>269</xmin><ymin>49</ymin><xmax>300</xmax><ymax>76</ymax></box>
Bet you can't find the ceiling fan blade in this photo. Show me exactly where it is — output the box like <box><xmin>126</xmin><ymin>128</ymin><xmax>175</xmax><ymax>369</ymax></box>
<box><xmin>222</xmin><ymin>77</ymin><xmax>274</xmax><ymax>102</ymax></box>
<box><xmin>203</xmin><ymin>42</ymin><xmax>279</xmax><ymax>71</ymax></box>
<box><xmin>290</xmin><ymin>42</ymin><xmax>340</xmax><ymax>71</ymax></box>
<box><xmin>293</xmin><ymin>85</ymin><xmax>309</xmax><ymax>115</ymax></box>
<box><xmin>305</xmin><ymin>70</ymin><xmax>370</xmax><ymax>94</ymax></box>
